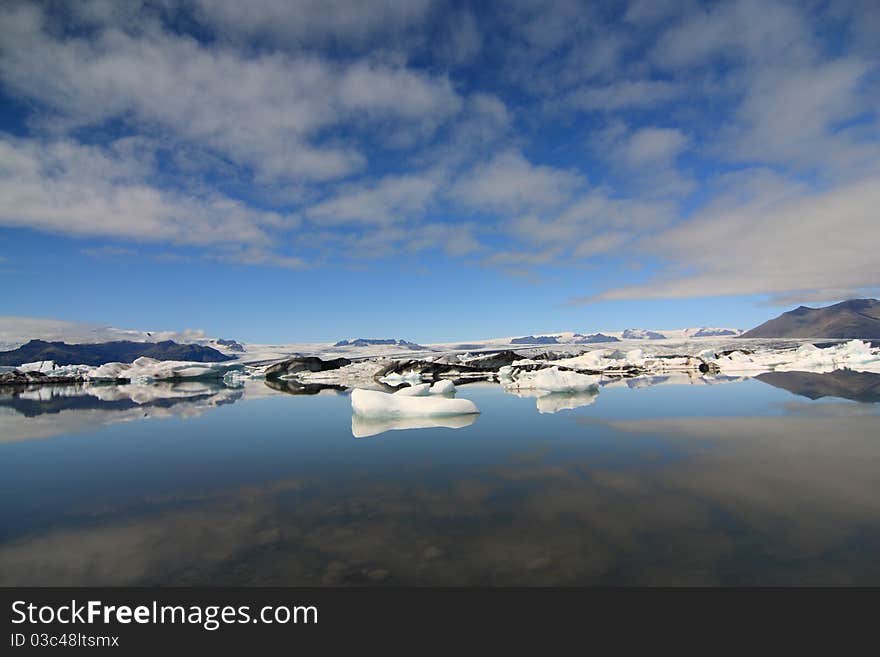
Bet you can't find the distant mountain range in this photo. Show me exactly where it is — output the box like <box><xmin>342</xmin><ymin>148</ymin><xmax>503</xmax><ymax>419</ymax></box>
<box><xmin>333</xmin><ymin>338</ymin><xmax>425</xmax><ymax>349</ymax></box>
<box><xmin>510</xmin><ymin>335</ymin><xmax>560</xmax><ymax>344</ymax></box>
<box><xmin>621</xmin><ymin>328</ymin><xmax>667</xmax><ymax>340</ymax></box>
<box><xmin>0</xmin><ymin>339</ymin><xmax>234</xmax><ymax>366</ymax></box>
<box><xmin>573</xmin><ymin>333</ymin><xmax>621</xmax><ymax>343</ymax></box>
<box><xmin>686</xmin><ymin>327</ymin><xmax>741</xmax><ymax>337</ymax></box>
<box><xmin>741</xmin><ymin>299</ymin><xmax>880</xmax><ymax>339</ymax></box>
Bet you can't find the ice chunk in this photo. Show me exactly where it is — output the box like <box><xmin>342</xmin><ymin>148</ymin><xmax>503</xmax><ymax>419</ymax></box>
<box><xmin>697</xmin><ymin>348</ymin><xmax>716</xmax><ymax>361</ymax></box>
<box><xmin>18</xmin><ymin>360</ymin><xmax>56</xmax><ymax>373</ymax></box>
<box><xmin>429</xmin><ymin>379</ymin><xmax>456</xmax><ymax>395</ymax></box>
<box><xmin>379</xmin><ymin>370</ymin><xmax>424</xmax><ymax>385</ymax></box>
<box><xmin>625</xmin><ymin>349</ymin><xmax>645</xmax><ymax>366</ymax></box>
<box><xmin>352</xmin><ymin>413</ymin><xmax>478</xmax><ymax>438</ymax></box>
<box><xmin>390</xmin><ymin>380</ymin><xmax>456</xmax><ymax>396</ymax></box>
<box><xmin>394</xmin><ymin>383</ymin><xmax>431</xmax><ymax>396</ymax></box>
<box><xmin>86</xmin><ymin>357</ymin><xmax>231</xmax><ymax>381</ymax></box>
<box><xmin>351</xmin><ymin>388</ymin><xmax>479</xmax><ymax>418</ymax></box>
<box><xmin>504</xmin><ymin>366</ymin><xmax>600</xmax><ymax>392</ymax></box>
<box><xmin>222</xmin><ymin>370</ymin><xmax>249</xmax><ymax>387</ymax></box>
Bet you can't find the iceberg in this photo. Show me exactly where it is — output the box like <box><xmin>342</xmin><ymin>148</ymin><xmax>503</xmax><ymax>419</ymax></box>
<box><xmin>350</xmin><ymin>388</ymin><xmax>479</xmax><ymax>419</ymax></box>
<box><xmin>379</xmin><ymin>370</ymin><xmax>424</xmax><ymax>385</ymax></box>
<box><xmin>503</xmin><ymin>366</ymin><xmax>601</xmax><ymax>393</ymax></box>
<box><xmin>87</xmin><ymin>356</ymin><xmax>233</xmax><ymax>381</ymax></box>
<box><xmin>430</xmin><ymin>380</ymin><xmax>456</xmax><ymax>395</ymax></box>
<box><xmin>393</xmin><ymin>382</ymin><xmax>432</xmax><ymax>396</ymax></box>
<box><xmin>391</xmin><ymin>380</ymin><xmax>457</xmax><ymax>397</ymax></box>
<box><xmin>502</xmin><ymin>366</ymin><xmax>600</xmax><ymax>413</ymax></box>
<box><xmin>713</xmin><ymin>340</ymin><xmax>880</xmax><ymax>374</ymax></box>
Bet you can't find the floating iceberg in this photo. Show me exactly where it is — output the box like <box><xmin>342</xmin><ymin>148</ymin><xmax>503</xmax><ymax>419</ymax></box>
<box><xmin>502</xmin><ymin>367</ymin><xmax>600</xmax><ymax>413</ymax></box>
<box><xmin>392</xmin><ymin>380</ymin><xmax>457</xmax><ymax>397</ymax></box>
<box><xmin>350</xmin><ymin>388</ymin><xmax>479</xmax><ymax>419</ymax></box>
<box><xmin>379</xmin><ymin>370</ymin><xmax>424</xmax><ymax>385</ymax></box>
<box><xmin>430</xmin><ymin>380</ymin><xmax>456</xmax><ymax>395</ymax></box>
<box><xmin>713</xmin><ymin>340</ymin><xmax>880</xmax><ymax>374</ymax></box>
<box><xmin>87</xmin><ymin>356</ymin><xmax>234</xmax><ymax>381</ymax></box>
<box><xmin>503</xmin><ymin>366</ymin><xmax>601</xmax><ymax>393</ymax></box>
<box><xmin>393</xmin><ymin>382</ymin><xmax>432</xmax><ymax>396</ymax></box>
<box><xmin>17</xmin><ymin>360</ymin><xmax>92</xmax><ymax>378</ymax></box>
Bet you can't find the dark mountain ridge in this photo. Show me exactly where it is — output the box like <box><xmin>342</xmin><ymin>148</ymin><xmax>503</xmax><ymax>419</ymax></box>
<box><xmin>741</xmin><ymin>299</ymin><xmax>880</xmax><ymax>339</ymax></box>
<box><xmin>0</xmin><ymin>339</ymin><xmax>235</xmax><ymax>366</ymax></box>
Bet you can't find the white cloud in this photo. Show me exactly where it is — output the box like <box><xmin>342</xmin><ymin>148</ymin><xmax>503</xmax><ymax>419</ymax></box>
<box><xmin>597</xmin><ymin>126</ymin><xmax>694</xmax><ymax>198</ymax></box>
<box><xmin>651</xmin><ymin>0</ymin><xmax>812</xmax><ymax>69</ymax></box>
<box><xmin>0</xmin><ymin>2</ymin><xmax>461</xmax><ymax>182</ymax></box>
<box><xmin>0</xmin><ymin>136</ymin><xmax>291</xmax><ymax>249</ymax></box>
<box><xmin>562</xmin><ymin>79</ymin><xmax>683</xmax><ymax>111</ymax></box>
<box><xmin>585</xmin><ymin>172</ymin><xmax>880</xmax><ymax>301</ymax></box>
<box><xmin>724</xmin><ymin>58</ymin><xmax>875</xmax><ymax>172</ymax></box>
<box><xmin>619</xmin><ymin>127</ymin><xmax>689</xmax><ymax>168</ymax></box>
<box><xmin>452</xmin><ymin>150</ymin><xmax>585</xmax><ymax>213</ymax></box>
<box><xmin>504</xmin><ymin>190</ymin><xmax>675</xmax><ymax>265</ymax></box>
<box><xmin>192</xmin><ymin>0</ymin><xmax>435</xmax><ymax>49</ymax></box>
<box><xmin>306</xmin><ymin>174</ymin><xmax>438</xmax><ymax>226</ymax></box>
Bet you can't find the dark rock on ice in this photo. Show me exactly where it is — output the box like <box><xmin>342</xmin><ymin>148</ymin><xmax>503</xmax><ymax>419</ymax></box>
<box><xmin>264</xmin><ymin>356</ymin><xmax>352</xmax><ymax>379</ymax></box>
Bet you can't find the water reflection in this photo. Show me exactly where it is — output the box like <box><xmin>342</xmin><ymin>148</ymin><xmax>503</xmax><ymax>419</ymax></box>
<box><xmin>756</xmin><ymin>370</ymin><xmax>880</xmax><ymax>403</ymax></box>
<box><xmin>352</xmin><ymin>413</ymin><xmax>479</xmax><ymax>438</ymax></box>
<box><xmin>263</xmin><ymin>379</ymin><xmax>347</xmax><ymax>396</ymax></box>
<box><xmin>0</xmin><ymin>381</ymin><xmax>244</xmax><ymax>443</ymax></box>
<box><xmin>0</xmin><ymin>373</ymin><xmax>878</xmax><ymax>585</ymax></box>
<box><xmin>507</xmin><ymin>388</ymin><xmax>599</xmax><ymax>414</ymax></box>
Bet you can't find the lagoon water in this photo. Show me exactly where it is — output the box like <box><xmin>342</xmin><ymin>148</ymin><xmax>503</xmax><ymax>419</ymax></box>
<box><xmin>1</xmin><ymin>373</ymin><xmax>879</xmax><ymax>586</ymax></box>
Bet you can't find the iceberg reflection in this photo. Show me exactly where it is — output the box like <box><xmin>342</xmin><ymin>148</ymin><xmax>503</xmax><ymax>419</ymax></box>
<box><xmin>351</xmin><ymin>413</ymin><xmax>478</xmax><ymax>438</ymax></box>
<box><xmin>0</xmin><ymin>381</ymin><xmax>244</xmax><ymax>442</ymax></box>
<box><xmin>505</xmin><ymin>387</ymin><xmax>599</xmax><ymax>414</ymax></box>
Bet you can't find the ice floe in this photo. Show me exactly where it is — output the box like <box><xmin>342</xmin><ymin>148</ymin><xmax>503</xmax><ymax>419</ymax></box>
<box><xmin>501</xmin><ymin>366</ymin><xmax>601</xmax><ymax>392</ymax></box>
<box><xmin>350</xmin><ymin>388</ymin><xmax>479</xmax><ymax>419</ymax></box>
<box><xmin>86</xmin><ymin>357</ymin><xmax>237</xmax><ymax>381</ymax></box>
<box><xmin>713</xmin><ymin>340</ymin><xmax>880</xmax><ymax>374</ymax></box>
<box><xmin>500</xmin><ymin>366</ymin><xmax>601</xmax><ymax>414</ymax></box>
<box><xmin>430</xmin><ymin>379</ymin><xmax>456</xmax><ymax>395</ymax></box>
<box><xmin>379</xmin><ymin>370</ymin><xmax>425</xmax><ymax>385</ymax></box>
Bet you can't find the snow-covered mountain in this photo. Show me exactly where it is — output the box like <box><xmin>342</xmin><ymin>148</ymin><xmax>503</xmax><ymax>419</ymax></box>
<box><xmin>683</xmin><ymin>327</ymin><xmax>743</xmax><ymax>337</ymax></box>
<box><xmin>621</xmin><ymin>328</ymin><xmax>667</xmax><ymax>340</ymax></box>
<box><xmin>0</xmin><ymin>316</ymin><xmax>243</xmax><ymax>354</ymax></box>
<box><xmin>333</xmin><ymin>338</ymin><xmax>425</xmax><ymax>349</ymax></box>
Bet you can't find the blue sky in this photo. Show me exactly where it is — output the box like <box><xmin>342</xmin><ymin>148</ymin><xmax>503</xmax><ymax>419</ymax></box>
<box><xmin>0</xmin><ymin>0</ymin><xmax>878</xmax><ymax>343</ymax></box>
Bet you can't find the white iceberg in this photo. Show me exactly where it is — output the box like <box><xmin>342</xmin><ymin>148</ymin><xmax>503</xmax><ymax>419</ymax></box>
<box><xmin>503</xmin><ymin>366</ymin><xmax>601</xmax><ymax>393</ymax></box>
<box><xmin>87</xmin><ymin>357</ymin><xmax>233</xmax><ymax>381</ymax></box>
<box><xmin>350</xmin><ymin>388</ymin><xmax>479</xmax><ymax>419</ymax></box>
<box><xmin>430</xmin><ymin>379</ymin><xmax>456</xmax><ymax>395</ymax></box>
<box><xmin>18</xmin><ymin>360</ymin><xmax>57</xmax><ymax>374</ymax></box>
<box><xmin>391</xmin><ymin>380</ymin><xmax>457</xmax><ymax>397</ymax></box>
<box><xmin>379</xmin><ymin>370</ymin><xmax>424</xmax><ymax>385</ymax></box>
<box><xmin>17</xmin><ymin>361</ymin><xmax>92</xmax><ymax>377</ymax></box>
<box><xmin>712</xmin><ymin>340</ymin><xmax>880</xmax><ymax>374</ymax></box>
<box><xmin>393</xmin><ymin>382</ymin><xmax>432</xmax><ymax>396</ymax></box>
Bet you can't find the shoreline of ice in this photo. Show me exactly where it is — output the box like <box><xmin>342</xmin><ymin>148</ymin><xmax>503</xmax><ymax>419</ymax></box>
<box><xmin>3</xmin><ymin>339</ymin><xmax>878</xmax><ymax>399</ymax></box>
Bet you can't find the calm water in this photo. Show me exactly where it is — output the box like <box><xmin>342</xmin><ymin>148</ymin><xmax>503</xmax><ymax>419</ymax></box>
<box><xmin>1</xmin><ymin>372</ymin><xmax>879</xmax><ymax>586</ymax></box>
